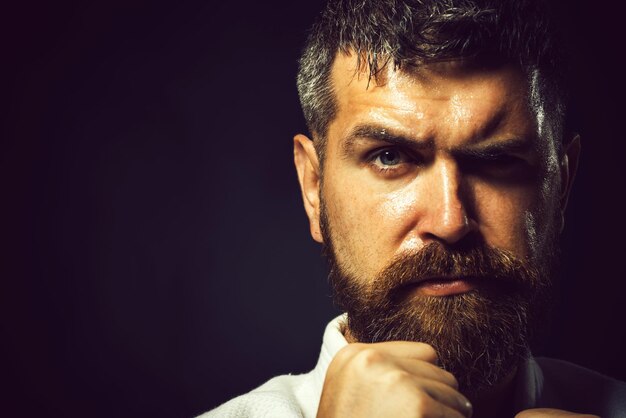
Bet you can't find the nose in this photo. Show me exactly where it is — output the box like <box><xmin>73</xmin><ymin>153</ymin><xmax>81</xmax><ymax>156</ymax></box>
<box><xmin>417</xmin><ymin>160</ymin><xmax>476</xmax><ymax>245</ymax></box>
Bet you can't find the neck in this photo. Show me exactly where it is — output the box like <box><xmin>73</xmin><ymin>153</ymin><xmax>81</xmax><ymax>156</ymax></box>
<box><xmin>467</xmin><ymin>368</ymin><xmax>518</xmax><ymax>418</ymax></box>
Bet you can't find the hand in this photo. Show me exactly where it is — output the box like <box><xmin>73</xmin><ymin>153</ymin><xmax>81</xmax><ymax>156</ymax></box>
<box><xmin>515</xmin><ymin>408</ymin><xmax>599</xmax><ymax>417</ymax></box>
<box><xmin>316</xmin><ymin>341</ymin><xmax>472</xmax><ymax>418</ymax></box>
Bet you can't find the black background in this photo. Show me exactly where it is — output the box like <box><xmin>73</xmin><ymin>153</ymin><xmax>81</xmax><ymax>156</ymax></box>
<box><xmin>3</xmin><ymin>1</ymin><xmax>625</xmax><ymax>417</ymax></box>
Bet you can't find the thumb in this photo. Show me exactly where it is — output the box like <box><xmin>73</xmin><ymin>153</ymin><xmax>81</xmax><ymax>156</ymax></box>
<box><xmin>515</xmin><ymin>408</ymin><xmax>599</xmax><ymax>418</ymax></box>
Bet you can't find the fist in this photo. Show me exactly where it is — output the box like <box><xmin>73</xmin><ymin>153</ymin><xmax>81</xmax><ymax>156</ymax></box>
<box><xmin>316</xmin><ymin>341</ymin><xmax>472</xmax><ymax>418</ymax></box>
<box><xmin>515</xmin><ymin>408</ymin><xmax>599</xmax><ymax>418</ymax></box>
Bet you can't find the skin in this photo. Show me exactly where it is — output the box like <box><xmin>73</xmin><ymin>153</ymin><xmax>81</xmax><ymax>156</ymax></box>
<box><xmin>294</xmin><ymin>53</ymin><xmax>584</xmax><ymax>417</ymax></box>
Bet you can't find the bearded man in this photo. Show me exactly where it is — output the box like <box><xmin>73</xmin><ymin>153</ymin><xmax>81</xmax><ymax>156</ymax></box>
<box><xmin>202</xmin><ymin>0</ymin><xmax>626</xmax><ymax>417</ymax></box>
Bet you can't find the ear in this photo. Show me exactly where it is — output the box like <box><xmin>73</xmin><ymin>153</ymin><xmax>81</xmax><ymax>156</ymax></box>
<box><xmin>294</xmin><ymin>134</ymin><xmax>324</xmax><ymax>243</ymax></box>
<box><xmin>558</xmin><ymin>134</ymin><xmax>581</xmax><ymax>231</ymax></box>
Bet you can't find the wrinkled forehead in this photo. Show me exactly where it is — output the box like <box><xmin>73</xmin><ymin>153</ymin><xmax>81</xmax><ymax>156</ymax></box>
<box><xmin>327</xmin><ymin>52</ymin><xmax>541</xmax><ymax>143</ymax></box>
<box><xmin>330</xmin><ymin>52</ymin><xmax>533</xmax><ymax>113</ymax></box>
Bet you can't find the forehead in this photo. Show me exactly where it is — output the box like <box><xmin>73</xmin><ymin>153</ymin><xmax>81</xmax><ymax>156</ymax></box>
<box><xmin>327</xmin><ymin>53</ymin><xmax>536</xmax><ymax>147</ymax></box>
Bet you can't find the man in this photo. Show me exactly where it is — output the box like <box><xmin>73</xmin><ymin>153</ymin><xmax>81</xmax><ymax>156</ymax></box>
<box><xmin>203</xmin><ymin>0</ymin><xmax>626</xmax><ymax>416</ymax></box>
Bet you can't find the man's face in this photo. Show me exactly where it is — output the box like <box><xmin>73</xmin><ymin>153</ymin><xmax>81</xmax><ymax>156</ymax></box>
<box><xmin>294</xmin><ymin>53</ymin><xmax>578</xmax><ymax>393</ymax></box>
<box><xmin>320</xmin><ymin>56</ymin><xmax>563</xmax><ymax>279</ymax></box>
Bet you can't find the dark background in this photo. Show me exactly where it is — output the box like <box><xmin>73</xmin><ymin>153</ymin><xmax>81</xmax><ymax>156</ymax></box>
<box><xmin>2</xmin><ymin>1</ymin><xmax>625</xmax><ymax>417</ymax></box>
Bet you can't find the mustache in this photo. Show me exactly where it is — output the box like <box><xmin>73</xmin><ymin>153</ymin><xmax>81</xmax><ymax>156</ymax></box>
<box><xmin>372</xmin><ymin>242</ymin><xmax>540</xmax><ymax>297</ymax></box>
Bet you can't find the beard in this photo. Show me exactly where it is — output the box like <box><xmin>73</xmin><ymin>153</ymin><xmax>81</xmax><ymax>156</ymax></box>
<box><xmin>320</xmin><ymin>206</ymin><xmax>558</xmax><ymax>397</ymax></box>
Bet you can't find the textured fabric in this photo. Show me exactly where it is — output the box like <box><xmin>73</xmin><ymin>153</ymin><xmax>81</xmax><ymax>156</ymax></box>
<box><xmin>200</xmin><ymin>316</ymin><xmax>348</xmax><ymax>418</ymax></box>
<box><xmin>201</xmin><ymin>315</ymin><xmax>626</xmax><ymax>417</ymax></box>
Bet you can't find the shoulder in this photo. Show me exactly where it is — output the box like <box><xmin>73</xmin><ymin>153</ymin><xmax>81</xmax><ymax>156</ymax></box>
<box><xmin>199</xmin><ymin>315</ymin><xmax>345</xmax><ymax>418</ymax></box>
<box><xmin>198</xmin><ymin>374</ymin><xmax>315</xmax><ymax>418</ymax></box>
<box><xmin>535</xmin><ymin>357</ymin><xmax>626</xmax><ymax>417</ymax></box>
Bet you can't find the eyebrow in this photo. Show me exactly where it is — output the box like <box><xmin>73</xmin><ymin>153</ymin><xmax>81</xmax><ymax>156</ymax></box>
<box><xmin>340</xmin><ymin>123</ymin><xmax>533</xmax><ymax>159</ymax></box>
<box><xmin>340</xmin><ymin>124</ymin><xmax>433</xmax><ymax>156</ymax></box>
<box><xmin>452</xmin><ymin>138</ymin><xmax>534</xmax><ymax>160</ymax></box>
<box><xmin>341</xmin><ymin>124</ymin><xmax>533</xmax><ymax>159</ymax></box>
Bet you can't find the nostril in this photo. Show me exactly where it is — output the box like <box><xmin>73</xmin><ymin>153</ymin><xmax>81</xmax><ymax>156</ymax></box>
<box><xmin>422</xmin><ymin>206</ymin><xmax>475</xmax><ymax>245</ymax></box>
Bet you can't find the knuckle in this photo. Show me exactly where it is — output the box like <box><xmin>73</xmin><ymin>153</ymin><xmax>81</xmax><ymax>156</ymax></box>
<box><xmin>334</xmin><ymin>343</ymin><xmax>364</xmax><ymax>363</ymax></box>
<box><xmin>353</xmin><ymin>347</ymin><xmax>384</xmax><ymax>367</ymax></box>
<box><xmin>442</xmin><ymin>369</ymin><xmax>459</xmax><ymax>388</ymax></box>
<box><xmin>334</xmin><ymin>344</ymin><xmax>389</xmax><ymax>372</ymax></box>
<box><xmin>415</xmin><ymin>343</ymin><xmax>438</xmax><ymax>362</ymax></box>
<box><xmin>333</xmin><ymin>344</ymin><xmax>354</xmax><ymax>362</ymax></box>
<box><xmin>383</xmin><ymin>369</ymin><xmax>413</xmax><ymax>386</ymax></box>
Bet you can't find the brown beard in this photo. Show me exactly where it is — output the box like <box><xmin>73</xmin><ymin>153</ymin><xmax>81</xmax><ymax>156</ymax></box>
<box><xmin>321</xmin><ymin>210</ymin><xmax>556</xmax><ymax>396</ymax></box>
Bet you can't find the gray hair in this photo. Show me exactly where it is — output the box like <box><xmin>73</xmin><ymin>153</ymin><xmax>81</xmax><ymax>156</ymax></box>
<box><xmin>296</xmin><ymin>0</ymin><xmax>568</xmax><ymax>161</ymax></box>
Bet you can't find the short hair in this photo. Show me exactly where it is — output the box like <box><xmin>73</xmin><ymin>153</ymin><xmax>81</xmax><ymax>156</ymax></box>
<box><xmin>296</xmin><ymin>0</ymin><xmax>569</xmax><ymax>161</ymax></box>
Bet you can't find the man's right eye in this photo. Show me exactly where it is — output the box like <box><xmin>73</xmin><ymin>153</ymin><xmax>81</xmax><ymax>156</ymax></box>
<box><xmin>376</xmin><ymin>149</ymin><xmax>403</xmax><ymax>166</ymax></box>
<box><xmin>366</xmin><ymin>147</ymin><xmax>417</xmax><ymax>178</ymax></box>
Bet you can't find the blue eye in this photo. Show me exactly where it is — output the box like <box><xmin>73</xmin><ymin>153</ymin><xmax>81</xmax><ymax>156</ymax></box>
<box><xmin>377</xmin><ymin>150</ymin><xmax>402</xmax><ymax>166</ymax></box>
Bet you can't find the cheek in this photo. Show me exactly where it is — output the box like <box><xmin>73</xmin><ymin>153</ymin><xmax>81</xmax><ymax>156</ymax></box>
<box><xmin>323</xmin><ymin>175</ymin><xmax>418</xmax><ymax>276</ymax></box>
<box><xmin>475</xmin><ymin>177</ymin><xmax>559</xmax><ymax>260</ymax></box>
<box><xmin>379</xmin><ymin>188</ymin><xmax>424</xmax><ymax>252</ymax></box>
<box><xmin>474</xmin><ymin>184</ymin><xmax>540</xmax><ymax>257</ymax></box>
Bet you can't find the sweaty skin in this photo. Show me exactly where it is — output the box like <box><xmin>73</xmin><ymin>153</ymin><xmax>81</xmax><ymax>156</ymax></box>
<box><xmin>294</xmin><ymin>53</ymin><xmax>581</xmax><ymax>418</ymax></box>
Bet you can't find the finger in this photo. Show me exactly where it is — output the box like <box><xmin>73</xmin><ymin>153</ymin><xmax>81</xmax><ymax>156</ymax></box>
<box><xmin>435</xmin><ymin>402</ymin><xmax>473</xmax><ymax>418</ymax></box>
<box><xmin>333</xmin><ymin>342</ymin><xmax>455</xmax><ymax>387</ymax></box>
<box><xmin>394</xmin><ymin>357</ymin><xmax>459</xmax><ymax>389</ymax></box>
<box><xmin>417</xmin><ymin>378</ymin><xmax>473</xmax><ymax>417</ymax></box>
<box><xmin>359</xmin><ymin>341</ymin><xmax>439</xmax><ymax>363</ymax></box>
